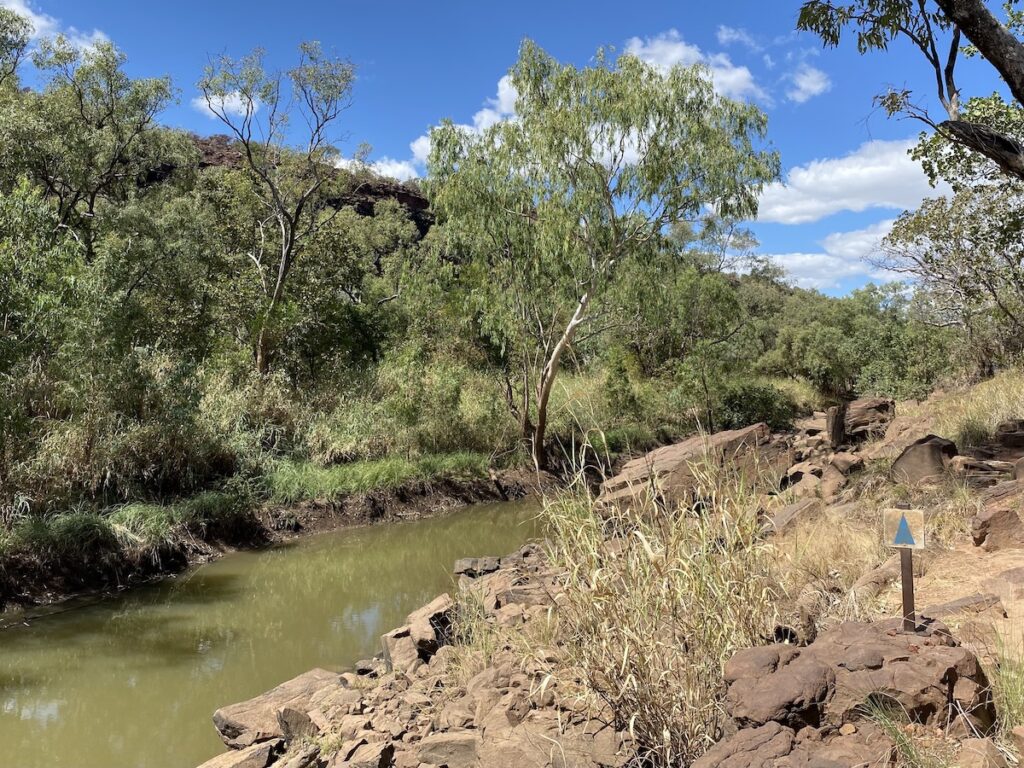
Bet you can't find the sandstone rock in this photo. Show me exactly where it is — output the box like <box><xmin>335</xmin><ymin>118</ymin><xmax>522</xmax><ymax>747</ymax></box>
<box><xmin>416</xmin><ymin>731</ymin><xmax>480</xmax><ymax>767</ymax></box>
<box><xmin>1011</xmin><ymin>725</ymin><xmax>1024</xmax><ymax>755</ymax></box>
<box><xmin>343</xmin><ymin>741</ymin><xmax>394</xmax><ymax>768</ymax></box>
<box><xmin>997</xmin><ymin>419</ymin><xmax>1024</xmax><ymax>448</ymax></box>
<box><xmin>830</xmin><ymin>452</ymin><xmax>864</xmax><ymax>474</ymax></box>
<box><xmin>196</xmin><ymin>740</ymin><xmax>281</xmax><ymax>768</ymax></box>
<box><xmin>406</xmin><ymin>593</ymin><xmax>453</xmax><ymax>657</ymax></box>
<box><xmin>844</xmin><ymin>554</ymin><xmax>898</xmax><ymax>605</ymax></box>
<box><xmin>844</xmin><ymin>397</ymin><xmax>895</xmax><ymax>441</ymax></box>
<box><xmin>380</xmin><ymin>626</ymin><xmax>420</xmax><ymax>672</ymax></box>
<box><xmin>1015</xmin><ymin>457</ymin><xmax>1024</xmax><ymax>481</ymax></box>
<box><xmin>972</xmin><ymin>481</ymin><xmax>1024</xmax><ymax>551</ymax></box>
<box><xmin>767</xmin><ymin>498</ymin><xmax>821</xmax><ymax>535</ymax></box>
<box><xmin>213</xmin><ymin>669</ymin><xmax>340</xmax><ymax>748</ymax></box>
<box><xmin>691</xmin><ymin>721</ymin><xmax>794</xmax><ymax>768</ymax></box>
<box><xmin>453</xmin><ymin>556</ymin><xmax>500</xmax><ymax>578</ymax></box>
<box><xmin>724</xmin><ymin>619</ymin><xmax>993</xmax><ymax>735</ymax></box>
<box><xmin>921</xmin><ymin>593</ymin><xmax>1006</xmax><ymax>621</ymax></box>
<box><xmin>826</xmin><ymin>404</ymin><xmax>847</xmax><ymax>448</ymax></box>
<box><xmin>820</xmin><ymin>464</ymin><xmax>848</xmax><ymax>499</ymax></box>
<box><xmin>890</xmin><ymin>434</ymin><xmax>958</xmax><ymax>485</ymax></box>
<box><xmin>275</xmin><ymin>746</ymin><xmax>320</xmax><ymax>768</ymax></box>
<box><xmin>861</xmin><ymin>415</ymin><xmax>930</xmax><ymax>461</ymax></box>
<box><xmin>959</xmin><ymin>737</ymin><xmax>1008</xmax><ymax>768</ymax></box>
<box><xmin>599</xmin><ymin>423</ymin><xmax>792</xmax><ymax>507</ymax></box>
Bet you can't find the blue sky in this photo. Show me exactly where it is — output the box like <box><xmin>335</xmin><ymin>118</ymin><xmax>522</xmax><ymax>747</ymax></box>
<box><xmin>2</xmin><ymin>0</ymin><xmax>1010</xmax><ymax>294</ymax></box>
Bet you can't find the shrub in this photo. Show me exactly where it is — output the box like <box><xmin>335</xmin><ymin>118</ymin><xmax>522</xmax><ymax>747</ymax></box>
<box><xmin>716</xmin><ymin>380</ymin><xmax>797</xmax><ymax>431</ymax></box>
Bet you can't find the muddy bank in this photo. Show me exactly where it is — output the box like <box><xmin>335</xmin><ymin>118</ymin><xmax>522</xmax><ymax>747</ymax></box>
<box><xmin>0</xmin><ymin>468</ymin><xmax>557</xmax><ymax>613</ymax></box>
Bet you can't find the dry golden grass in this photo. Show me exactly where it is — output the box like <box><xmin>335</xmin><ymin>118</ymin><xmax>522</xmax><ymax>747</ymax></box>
<box><xmin>933</xmin><ymin>370</ymin><xmax>1024</xmax><ymax>448</ymax></box>
<box><xmin>541</xmin><ymin>474</ymin><xmax>778</xmax><ymax>767</ymax></box>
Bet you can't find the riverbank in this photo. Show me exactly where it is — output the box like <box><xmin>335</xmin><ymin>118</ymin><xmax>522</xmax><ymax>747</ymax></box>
<box><xmin>0</xmin><ymin>463</ymin><xmax>555</xmax><ymax>612</ymax></box>
<box><xmin>196</xmin><ymin>381</ymin><xmax>1024</xmax><ymax>768</ymax></box>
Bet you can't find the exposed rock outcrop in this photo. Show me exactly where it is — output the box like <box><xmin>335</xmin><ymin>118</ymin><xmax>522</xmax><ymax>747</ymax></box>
<box><xmin>890</xmin><ymin>434</ymin><xmax>958</xmax><ymax>485</ymax></box>
<box><xmin>599</xmin><ymin>423</ymin><xmax>792</xmax><ymax>508</ymax></box>
<box><xmin>697</xmin><ymin>618</ymin><xmax>994</xmax><ymax>767</ymax></box>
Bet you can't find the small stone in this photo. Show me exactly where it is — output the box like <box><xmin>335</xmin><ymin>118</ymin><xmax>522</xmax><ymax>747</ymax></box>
<box><xmin>839</xmin><ymin>723</ymin><xmax>857</xmax><ymax>736</ymax></box>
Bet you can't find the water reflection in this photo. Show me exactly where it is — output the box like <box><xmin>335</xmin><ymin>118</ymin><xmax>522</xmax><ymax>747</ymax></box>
<box><xmin>0</xmin><ymin>500</ymin><xmax>540</xmax><ymax>768</ymax></box>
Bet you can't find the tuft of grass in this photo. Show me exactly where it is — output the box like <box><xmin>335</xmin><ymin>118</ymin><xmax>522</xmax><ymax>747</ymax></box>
<box><xmin>987</xmin><ymin>630</ymin><xmax>1024</xmax><ymax>752</ymax></box>
<box><xmin>934</xmin><ymin>369</ymin><xmax>1024</xmax><ymax>448</ymax></box>
<box><xmin>543</xmin><ymin>477</ymin><xmax>778</xmax><ymax>767</ymax></box>
<box><xmin>865</xmin><ymin>697</ymin><xmax>954</xmax><ymax>768</ymax></box>
<box><xmin>266</xmin><ymin>452</ymin><xmax>491</xmax><ymax>504</ymax></box>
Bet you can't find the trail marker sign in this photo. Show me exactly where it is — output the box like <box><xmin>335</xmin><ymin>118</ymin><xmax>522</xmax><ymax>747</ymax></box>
<box><xmin>883</xmin><ymin>508</ymin><xmax>925</xmax><ymax>550</ymax></box>
<box><xmin>883</xmin><ymin>507</ymin><xmax>925</xmax><ymax>633</ymax></box>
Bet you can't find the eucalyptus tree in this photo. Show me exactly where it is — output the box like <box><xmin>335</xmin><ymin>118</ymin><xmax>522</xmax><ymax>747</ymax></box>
<box><xmin>428</xmin><ymin>41</ymin><xmax>778</xmax><ymax>469</ymax></box>
<box><xmin>879</xmin><ymin>183</ymin><xmax>1024</xmax><ymax>347</ymax></box>
<box><xmin>797</xmin><ymin>0</ymin><xmax>1024</xmax><ymax>180</ymax></box>
<box><xmin>0</xmin><ymin>37</ymin><xmax>183</xmax><ymax>254</ymax></box>
<box><xmin>198</xmin><ymin>42</ymin><xmax>356</xmax><ymax>374</ymax></box>
<box><xmin>0</xmin><ymin>7</ymin><xmax>30</xmax><ymax>91</ymax></box>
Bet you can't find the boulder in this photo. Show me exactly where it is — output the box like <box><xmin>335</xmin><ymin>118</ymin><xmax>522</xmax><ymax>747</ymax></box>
<box><xmin>724</xmin><ymin>618</ymin><xmax>993</xmax><ymax>735</ymax></box>
<box><xmin>599</xmin><ymin>423</ymin><xmax>792</xmax><ymax>507</ymax></box>
<box><xmin>453</xmin><ymin>556</ymin><xmax>500</xmax><ymax>578</ymax></box>
<box><xmin>830</xmin><ymin>452</ymin><xmax>864</xmax><ymax>474</ymax></box>
<box><xmin>416</xmin><ymin>731</ymin><xmax>480</xmax><ymax>768</ymax></box>
<box><xmin>405</xmin><ymin>593</ymin><xmax>453</xmax><ymax>657</ymax></box>
<box><xmin>890</xmin><ymin>434</ymin><xmax>958</xmax><ymax>485</ymax></box>
<box><xmin>693</xmin><ymin>721</ymin><xmax>891</xmax><ymax>768</ymax></box>
<box><xmin>997</xmin><ymin>419</ymin><xmax>1024</xmax><ymax>448</ymax></box>
<box><xmin>275</xmin><ymin>746</ymin><xmax>320</xmax><ymax>768</ymax></box>
<box><xmin>340</xmin><ymin>741</ymin><xmax>395</xmax><ymax>768</ymax></box>
<box><xmin>844</xmin><ymin>397</ymin><xmax>895</xmax><ymax>441</ymax></box>
<box><xmin>820</xmin><ymin>465</ymin><xmax>848</xmax><ymax>499</ymax></box>
<box><xmin>1015</xmin><ymin>457</ymin><xmax>1024</xmax><ymax>481</ymax></box>
<box><xmin>950</xmin><ymin>456</ymin><xmax>1016</xmax><ymax>487</ymax></box>
<box><xmin>959</xmin><ymin>737</ymin><xmax>1008</xmax><ymax>768</ymax></box>
<box><xmin>380</xmin><ymin>626</ymin><xmax>420</xmax><ymax>672</ymax></box>
<box><xmin>972</xmin><ymin>481</ymin><xmax>1024</xmax><ymax>551</ymax></box>
<box><xmin>826</xmin><ymin>403</ymin><xmax>847</xmax><ymax>448</ymax></box>
<box><xmin>213</xmin><ymin>669</ymin><xmax>340</xmax><ymax>748</ymax></box>
<box><xmin>921</xmin><ymin>593</ymin><xmax>1006</xmax><ymax>621</ymax></box>
<box><xmin>767</xmin><ymin>498</ymin><xmax>821</xmax><ymax>535</ymax></box>
<box><xmin>691</xmin><ymin>721</ymin><xmax>794</xmax><ymax>768</ymax></box>
<box><xmin>196</xmin><ymin>740</ymin><xmax>281</xmax><ymax>768</ymax></box>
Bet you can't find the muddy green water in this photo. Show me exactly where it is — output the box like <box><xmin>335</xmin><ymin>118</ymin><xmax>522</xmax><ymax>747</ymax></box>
<box><xmin>0</xmin><ymin>501</ymin><xmax>541</xmax><ymax>768</ymax></box>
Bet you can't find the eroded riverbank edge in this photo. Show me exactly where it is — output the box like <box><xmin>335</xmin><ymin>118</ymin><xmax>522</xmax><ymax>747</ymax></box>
<box><xmin>0</xmin><ymin>468</ymin><xmax>558</xmax><ymax>616</ymax></box>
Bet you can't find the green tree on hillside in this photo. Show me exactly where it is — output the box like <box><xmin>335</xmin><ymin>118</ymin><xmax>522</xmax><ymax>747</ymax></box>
<box><xmin>198</xmin><ymin>42</ymin><xmax>357</xmax><ymax>374</ymax></box>
<box><xmin>428</xmin><ymin>41</ymin><xmax>778</xmax><ymax>469</ymax></box>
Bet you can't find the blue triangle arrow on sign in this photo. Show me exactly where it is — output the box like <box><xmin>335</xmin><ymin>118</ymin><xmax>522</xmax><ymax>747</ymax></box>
<box><xmin>894</xmin><ymin>513</ymin><xmax>916</xmax><ymax>546</ymax></box>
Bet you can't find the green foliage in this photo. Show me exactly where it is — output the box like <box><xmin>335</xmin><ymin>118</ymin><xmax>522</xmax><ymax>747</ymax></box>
<box><xmin>0</xmin><ymin>17</ymin><xmax>979</xmax><ymax>584</ymax></box>
<box><xmin>428</xmin><ymin>40</ymin><xmax>778</xmax><ymax>467</ymax></box>
<box><xmin>266</xmin><ymin>453</ymin><xmax>490</xmax><ymax>503</ymax></box>
<box><xmin>717</xmin><ymin>381</ymin><xmax>797</xmax><ymax>431</ymax></box>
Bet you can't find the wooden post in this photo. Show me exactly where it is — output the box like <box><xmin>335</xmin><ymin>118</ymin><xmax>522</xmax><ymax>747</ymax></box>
<box><xmin>900</xmin><ymin>547</ymin><xmax>916</xmax><ymax>633</ymax></box>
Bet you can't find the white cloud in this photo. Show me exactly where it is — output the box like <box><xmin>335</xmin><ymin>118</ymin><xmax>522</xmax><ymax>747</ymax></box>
<box><xmin>758</xmin><ymin>138</ymin><xmax>950</xmax><ymax>225</ymax></box>
<box><xmin>624</xmin><ymin>29</ymin><xmax>766</xmax><ymax>101</ymax></box>
<box><xmin>1</xmin><ymin>0</ymin><xmax>107</xmax><ymax>49</ymax></box>
<box><xmin>410</xmin><ymin>134</ymin><xmax>431</xmax><ymax>164</ymax></box>
<box><xmin>786</xmin><ymin>63</ymin><xmax>831</xmax><ymax>103</ymax></box>
<box><xmin>716</xmin><ymin>25</ymin><xmax>760</xmax><ymax>51</ymax></box>
<box><xmin>191</xmin><ymin>92</ymin><xmax>257</xmax><ymax>119</ymax></box>
<box><xmin>366</xmin><ymin>157</ymin><xmax>418</xmax><ymax>182</ymax></box>
<box><xmin>760</xmin><ymin>220</ymin><xmax>898</xmax><ymax>289</ymax></box>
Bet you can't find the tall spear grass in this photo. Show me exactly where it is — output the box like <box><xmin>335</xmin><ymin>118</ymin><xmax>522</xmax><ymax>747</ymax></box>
<box><xmin>933</xmin><ymin>369</ymin><xmax>1024</xmax><ymax>448</ymax></box>
<box><xmin>543</xmin><ymin>465</ymin><xmax>778</xmax><ymax>766</ymax></box>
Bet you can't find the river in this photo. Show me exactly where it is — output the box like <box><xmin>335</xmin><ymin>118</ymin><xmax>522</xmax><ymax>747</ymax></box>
<box><xmin>0</xmin><ymin>500</ymin><xmax>541</xmax><ymax>768</ymax></box>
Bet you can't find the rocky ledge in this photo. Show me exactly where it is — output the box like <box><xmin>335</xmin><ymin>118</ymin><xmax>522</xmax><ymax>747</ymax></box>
<box><xmin>198</xmin><ymin>542</ymin><xmax>631</xmax><ymax>768</ymax></box>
